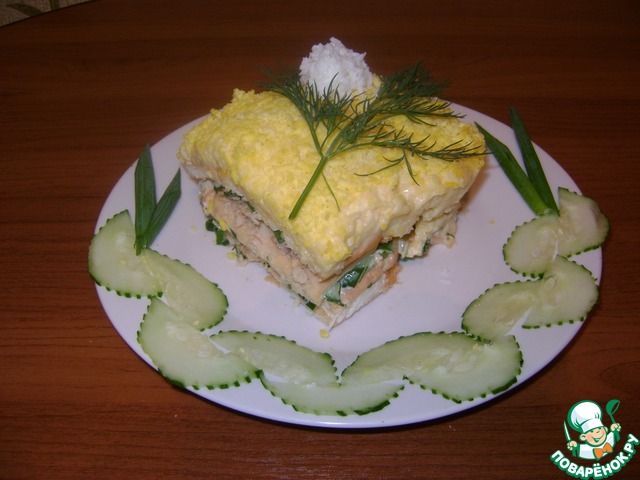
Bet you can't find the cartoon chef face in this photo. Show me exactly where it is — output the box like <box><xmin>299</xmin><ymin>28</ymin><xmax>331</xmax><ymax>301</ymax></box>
<box><xmin>580</xmin><ymin>425</ymin><xmax>609</xmax><ymax>447</ymax></box>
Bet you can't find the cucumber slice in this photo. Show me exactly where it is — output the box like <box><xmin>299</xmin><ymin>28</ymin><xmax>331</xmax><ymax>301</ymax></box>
<box><xmin>211</xmin><ymin>331</ymin><xmax>337</xmax><ymax>386</ymax></box>
<box><xmin>406</xmin><ymin>335</ymin><xmax>522</xmax><ymax>402</ymax></box>
<box><xmin>556</xmin><ymin>188</ymin><xmax>609</xmax><ymax>257</ymax></box>
<box><xmin>89</xmin><ymin>209</ymin><xmax>228</xmax><ymax>330</ymax></box>
<box><xmin>462</xmin><ymin>281</ymin><xmax>538</xmax><ymax>341</ymax></box>
<box><xmin>260</xmin><ymin>375</ymin><xmax>403</xmax><ymax>416</ymax></box>
<box><xmin>524</xmin><ymin>256</ymin><xmax>599</xmax><ymax>328</ymax></box>
<box><xmin>462</xmin><ymin>257</ymin><xmax>599</xmax><ymax>334</ymax></box>
<box><xmin>341</xmin><ymin>332</ymin><xmax>522</xmax><ymax>403</ymax></box>
<box><xmin>138</xmin><ymin>298</ymin><xmax>258</xmax><ymax>389</ymax></box>
<box><xmin>147</xmin><ymin>251</ymin><xmax>228</xmax><ymax>330</ymax></box>
<box><xmin>503</xmin><ymin>189</ymin><xmax>608</xmax><ymax>276</ymax></box>
<box><xmin>503</xmin><ymin>214</ymin><xmax>560</xmax><ymax>277</ymax></box>
<box><xmin>88</xmin><ymin>210</ymin><xmax>164</xmax><ymax>298</ymax></box>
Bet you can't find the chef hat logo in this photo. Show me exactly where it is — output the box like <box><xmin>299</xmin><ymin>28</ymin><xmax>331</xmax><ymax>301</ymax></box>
<box><xmin>567</xmin><ymin>400</ymin><xmax>605</xmax><ymax>434</ymax></box>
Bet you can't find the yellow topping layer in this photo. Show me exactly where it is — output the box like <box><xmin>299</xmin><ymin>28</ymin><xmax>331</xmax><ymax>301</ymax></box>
<box><xmin>179</xmin><ymin>89</ymin><xmax>485</xmax><ymax>279</ymax></box>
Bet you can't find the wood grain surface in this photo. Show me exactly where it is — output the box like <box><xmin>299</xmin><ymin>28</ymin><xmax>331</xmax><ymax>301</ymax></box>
<box><xmin>1</xmin><ymin>1</ymin><xmax>638</xmax><ymax>478</ymax></box>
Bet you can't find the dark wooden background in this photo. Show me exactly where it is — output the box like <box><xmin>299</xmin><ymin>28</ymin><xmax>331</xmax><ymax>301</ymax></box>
<box><xmin>1</xmin><ymin>1</ymin><xmax>638</xmax><ymax>478</ymax></box>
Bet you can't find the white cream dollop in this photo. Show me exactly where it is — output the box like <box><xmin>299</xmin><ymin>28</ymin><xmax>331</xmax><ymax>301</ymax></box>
<box><xmin>299</xmin><ymin>37</ymin><xmax>374</xmax><ymax>95</ymax></box>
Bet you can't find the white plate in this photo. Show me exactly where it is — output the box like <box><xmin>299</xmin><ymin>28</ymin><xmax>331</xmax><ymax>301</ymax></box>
<box><xmin>94</xmin><ymin>104</ymin><xmax>602</xmax><ymax>429</ymax></box>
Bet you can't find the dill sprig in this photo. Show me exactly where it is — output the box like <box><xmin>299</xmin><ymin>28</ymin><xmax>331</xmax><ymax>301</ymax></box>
<box><xmin>261</xmin><ymin>63</ymin><xmax>484</xmax><ymax>219</ymax></box>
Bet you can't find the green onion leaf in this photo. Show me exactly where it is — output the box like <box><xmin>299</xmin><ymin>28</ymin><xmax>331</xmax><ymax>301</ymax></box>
<box><xmin>145</xmin><ymin>168</ymin><xmax>181</xmax><ymax>249</ymax></box>
<box><xmin>323</xmin><ymin>254</ymin><xmax>376</xmax><ymax>305</ymax></box>
<box><xmin>324</xmin><ymin>282</ymin><xmax>343</xmax><ymax>305</ymax></box>
<box><xmin>509</xmin><ymin>107</ymin><xmax>559</xmax><ymax>215</ymax></box>
<box><xmin>134</xmin><ymin>144</ymin><xmax>156</xmax><ymax>254</ymax></box>
<box><xmin>476</xmin><ymin>123</ymin><xmax>550</xmax><ymax>216</ymax></box>
<box><xmin>377</xmin><ymin>241</ymin><xmax>394</xmax><ymax>258</ymax></box>
<box><xmin>133</xmin><ymin>144</ymin><xmax>182</xmax><ymax>254</ymax></box>
<box><xmin>274</xmin><ymin>230</ymin><xmax>285</xmax><ymax>244</ymax></box>
<box><xmin>205</xmin><ymin>218</ymin><xmax>229</xmax><ymax>245</ymax></box>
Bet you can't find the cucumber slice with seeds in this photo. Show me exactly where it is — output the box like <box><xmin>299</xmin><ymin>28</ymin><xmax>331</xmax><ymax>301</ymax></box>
<box><xmin>88</xmin><ymin>210</ymin><xmax>164</xmax><ymax>298</ymax></box>
<box><xmin>463</xmin><ymin>257</ymin><xmax>599</xmax><ymax>335</ymax></box>
<box><xmin>556</xmin><ymin>188</ymin><xmax>609</xmax><ymax>257</ymax></box>
<box><xmin>211</xmin><ymin>331</ymin><xmax>337</xmax><ymax>386</ymax></box>
<box><xmin>260</xmin><ymin>375</ymin><xmax>403</xmax><ymax>416</ymax></box>
<box><xmin>148</xmin><ymin>252</ymin><xmax>228</xmax><ymax>330</ymax></box>
<box><xmin>504</xmin><ymin>189</ymin><xmax>608</xmax><ymax>276</ymax></box>
<box><xmin>503</xmin><ymin>214</ymin><xmax>560</xmax><ymax>277</ymax></box>
<box><xmin>138</xmin><ymin>298</ymin><xmax>258</xmax><ymax>389</ymax></box>
<box><xmin>462</xmin><ymin>281</ymin><xmax>538</xmax><ymax>341</ymax></box>
<box><xmin>341</xmin><ymin>332</ymin><xmax>522</xmax><ymax>403</ymax></box>
<box><xmin>89</xmin><ymin>209</ymin><xmax>228</xmax><ymax>330</ymax></box>
<box><xmin>524</xmin><ymin>256</ymin><xmax>599</xmax><ymax>328</ymax></box>
<box><xmin>406</xmin><ymin>335</ymin><xmax>522</xmax><ymax>402</ymax></box>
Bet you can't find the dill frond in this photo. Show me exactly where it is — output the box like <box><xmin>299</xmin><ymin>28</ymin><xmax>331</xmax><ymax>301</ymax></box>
<box><xmin>261</xmin><ymin>63</ymin><xmax>484</xmax><ymax>219</ymax></box>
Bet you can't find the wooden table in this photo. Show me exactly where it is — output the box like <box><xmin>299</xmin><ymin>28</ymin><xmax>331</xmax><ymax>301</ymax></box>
<box><xmin>1</xmin><ymin>1</ymin><xmax>638</xmax><ymax>478</ymax></box>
